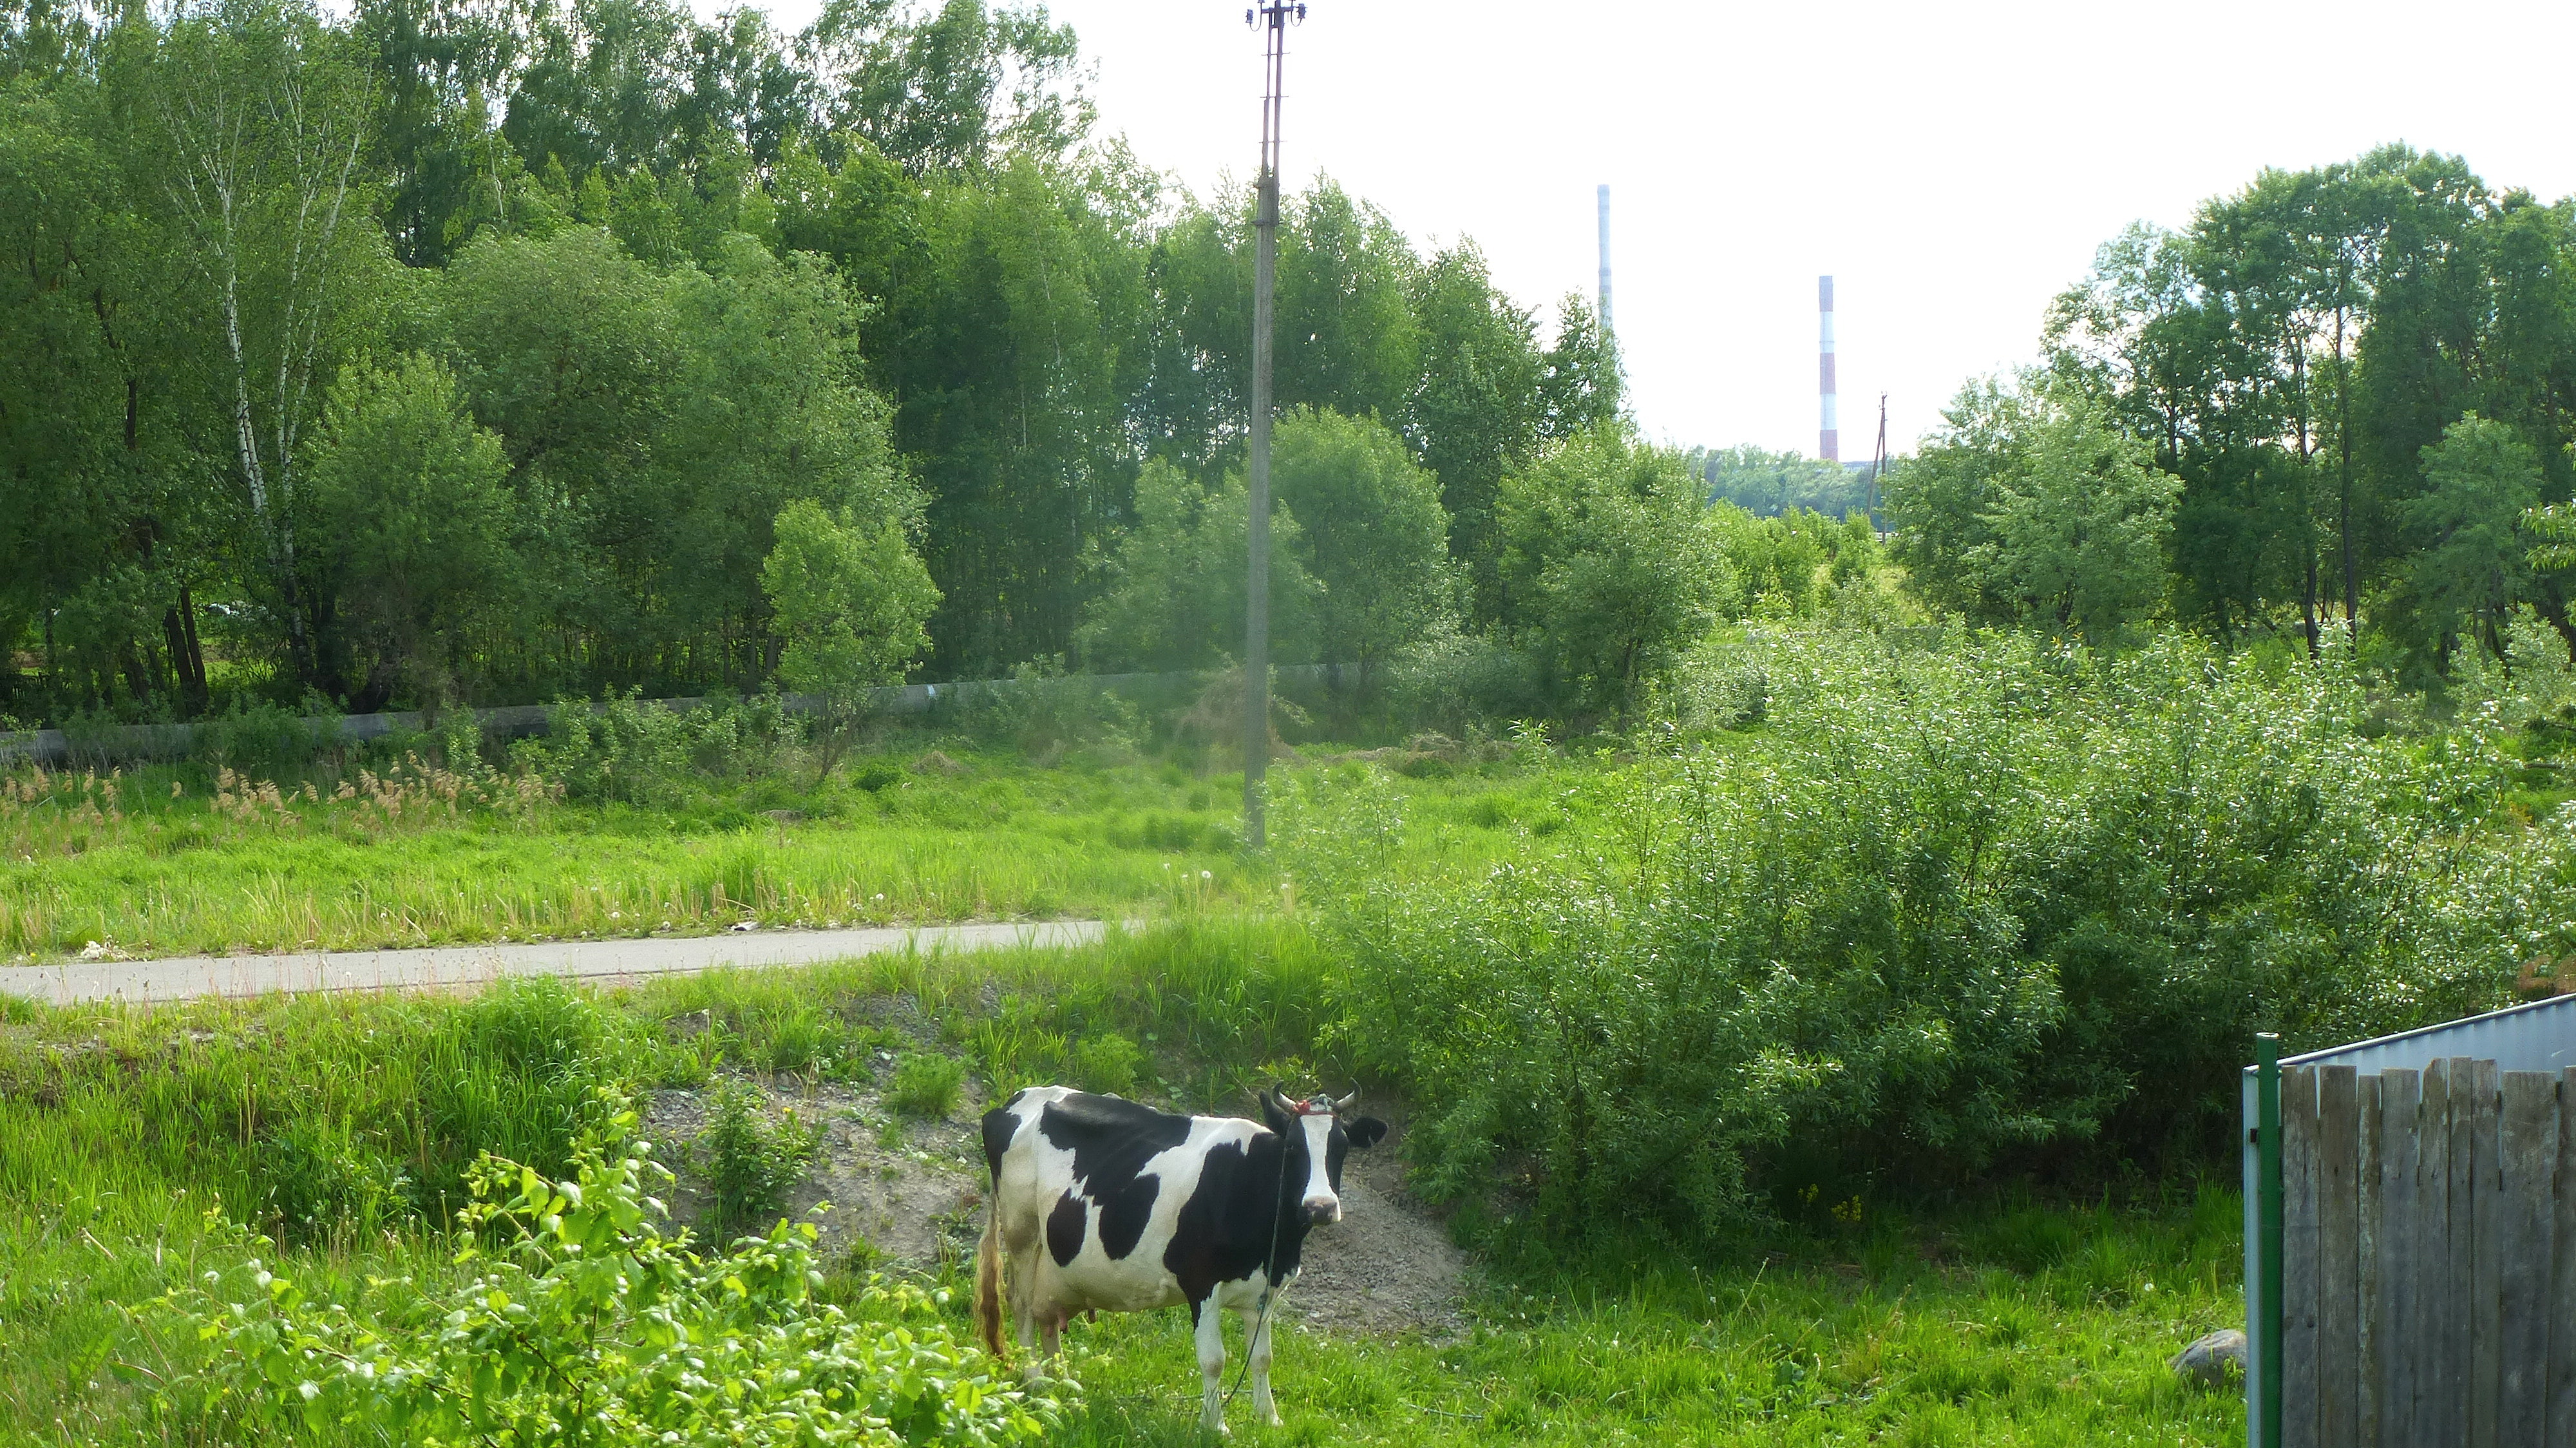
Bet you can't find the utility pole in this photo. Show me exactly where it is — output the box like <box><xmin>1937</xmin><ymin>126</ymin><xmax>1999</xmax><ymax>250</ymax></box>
<box><xmin>1244</xmin><ymin>0</ymin><xmax>1303</xmax><ymax>851</ymax></box>
<box><xmin>1868</xmin><ymin>393</ymin><xmax>1888</xmax><ymax>519</ymax></box>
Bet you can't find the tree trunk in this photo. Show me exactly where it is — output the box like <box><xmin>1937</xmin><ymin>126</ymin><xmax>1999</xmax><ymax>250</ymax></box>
<box><xmin>2302</xmin><ymin>553</ymin><xmax>2319</xmax><ymax>654</ymax></box>
<box><xmin>224</xmin><ymin>263</ymin><xmax>316</xmax><ymax>685</ymax></box>
<box><xmin>2336</xmin><ymin>303</ymin><xmax>2358</xmax><ymax>641</ymax></box>
<box><xmin>2295</xmin><ymin>341</ymin><xmax>2319</xmax><ymax>655</ymax></box>
<box><xmin>183</xmin><ymin>587</ymin><xmax>209</xmax><ymax>704</ymax></box>
<box><xmin>120</xmin><ymin>643</ymin><xmax>151</xmax><ymax>707</ymax></box>
<box><xmin>162</xmin><ymin>27</ymin><xmax>365</xmax><ymax>691</ymax></box>
<box><xmin>163</xmin><ymin>607</ymin><xmax>193</xmax><ymax>709</ymax></box>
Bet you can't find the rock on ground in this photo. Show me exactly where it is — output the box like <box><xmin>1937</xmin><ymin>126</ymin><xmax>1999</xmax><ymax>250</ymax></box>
<box><xmin>2171</xmin><ymin>1328</ymin><xmax>2248</xmax><ymax>1391</ymax></box>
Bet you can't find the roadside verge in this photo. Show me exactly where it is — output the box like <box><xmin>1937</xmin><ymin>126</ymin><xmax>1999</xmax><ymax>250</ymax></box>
<box><xmin>0</xmin><ymin>919</ymin><xmax>1112</xmax><ymax>1006</ymax></box>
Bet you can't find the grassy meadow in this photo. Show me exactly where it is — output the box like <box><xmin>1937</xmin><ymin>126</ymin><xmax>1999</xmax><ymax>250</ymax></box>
<box><xmin>30</xmin><ymin>623</ymin><xmax>2568</xmax><ymax>1444</ymax></box>
<box><xmin>0</xmin><ymin>921</ymin><xmax>2248</xmax><ymax>1446</ymax></box>
<box><xmin>1050</xmin><ymin>1196</ymin><xmax>2246</xmax><ymax>1448</ymax></box>
<box><xmin>0</xmin><ymin>737</ymin><xmax>1606</xmax><ymax>963</ymax></box>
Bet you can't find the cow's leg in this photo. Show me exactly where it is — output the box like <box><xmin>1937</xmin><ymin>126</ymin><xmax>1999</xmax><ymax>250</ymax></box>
<box><xmin>1193</xmin><ymin>1296</ymin><xmax>1230</xmax><ymax>1434</ymax></box>
<box><xmin>1010</xmin><ymin>1250</ymin><xmax>1045</xmax><ymax>1382</ymax></box>
<box><xmin>1236</xmin><ymin>1301</ymin><xmax>1280</xmax><ymax>1427</ymax></box>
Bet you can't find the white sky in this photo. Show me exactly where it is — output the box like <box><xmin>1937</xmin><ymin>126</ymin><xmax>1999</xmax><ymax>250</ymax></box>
<box><xmin>725</xmin><ymin>0</ymin><xmax>2576</xmax><ymax>458</ymax></box>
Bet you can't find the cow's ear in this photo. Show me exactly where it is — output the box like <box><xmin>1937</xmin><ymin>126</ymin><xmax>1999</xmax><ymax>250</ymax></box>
<box><xmin>1258</xmin><ymin>1087</ymin><xmax>1293</xmax><ymax>1133</ymax></box>
<box><xmin>1344</xmin><ymin>1116</ymin><xmax>1388</xmax><ymax>1150</ymax></box>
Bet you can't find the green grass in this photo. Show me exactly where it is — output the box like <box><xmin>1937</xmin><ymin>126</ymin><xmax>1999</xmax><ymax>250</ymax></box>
<box><xmin>1</xmin><ymin>741</ymin><xmax>1616</xmax><ymax>964</ymax></box>
<box><xmin>0</xmin><ymin>926</ymin><xmax>2245</xmax><ymax>1445</ymax></box>
<box><xmin>1042</xmin><ymin>1194</ymin><xmax>2246</xmax><ymax>1446</ymax></box>
<box><xmin>889</xmin><ymin>1051</ymin><xmax>967</xmax><ymax>1115</ymax></box>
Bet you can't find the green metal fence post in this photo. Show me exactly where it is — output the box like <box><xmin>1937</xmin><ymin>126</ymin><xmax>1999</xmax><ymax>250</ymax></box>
<box><xmin>2255</xmin><ymin>1031</ymin><xmax>2284</xmax><ymax>1448</ymax></box>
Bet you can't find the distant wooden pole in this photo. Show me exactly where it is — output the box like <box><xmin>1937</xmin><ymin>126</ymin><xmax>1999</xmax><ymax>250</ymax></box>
<box><xmin>1245</xmin><ymin>0</ymin><xmax>1302</xmax><ymax>850</ymax></box>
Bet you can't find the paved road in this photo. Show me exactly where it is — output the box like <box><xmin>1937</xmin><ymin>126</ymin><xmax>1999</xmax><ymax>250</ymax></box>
<box><xmin>0</xmin><ymin>920</ymin><xmax>1112</xmax><ymax>1007</ymax></box>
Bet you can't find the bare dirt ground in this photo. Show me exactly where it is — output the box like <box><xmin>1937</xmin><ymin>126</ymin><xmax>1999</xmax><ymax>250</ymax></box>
<box><xmin>643</xmin><ymin>1068</ymin><xmax>1473</xmax><ymax>1340</ymax></box>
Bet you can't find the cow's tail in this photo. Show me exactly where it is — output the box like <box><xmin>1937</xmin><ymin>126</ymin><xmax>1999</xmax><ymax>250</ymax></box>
<box><xmin>974</xmin><ymin>1187</ymin><xmax>1007</xmax><ymax>1361</ymax></box>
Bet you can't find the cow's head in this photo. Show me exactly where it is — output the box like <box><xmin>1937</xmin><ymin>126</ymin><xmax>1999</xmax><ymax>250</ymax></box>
<box><xmin>1260</xmin><ymin>1085</ymin><xmax>1388</xmax><ymax>1226</ymax></box>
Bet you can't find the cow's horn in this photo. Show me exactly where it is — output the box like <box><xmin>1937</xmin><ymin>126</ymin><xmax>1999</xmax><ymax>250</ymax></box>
<box><xmin>1332</xmin><ymin>1089</ymin><xmax>1359</xmax><ymax>1111</ymax></box>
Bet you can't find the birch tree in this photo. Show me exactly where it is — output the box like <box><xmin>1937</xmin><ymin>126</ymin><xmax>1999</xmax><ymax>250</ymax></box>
<box><xmin>153</xmin><ymin>0</ymin><xmax>382</xmax><ymax>683</ymax></box>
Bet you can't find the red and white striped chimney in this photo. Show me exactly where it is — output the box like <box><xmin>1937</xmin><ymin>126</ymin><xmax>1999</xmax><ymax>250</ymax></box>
<box><xmin>1818</xmin><ymin>275</ymin><xmax>1839</xmax><ymax>462</ymax></box>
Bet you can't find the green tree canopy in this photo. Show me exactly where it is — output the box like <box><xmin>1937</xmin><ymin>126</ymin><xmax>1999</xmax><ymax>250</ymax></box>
<box><xmin>2395</xmin><ymin>413</ymin><xmax>2541</xmax><ymax>669</ymax></box>
<box><xmin>1537</xmin><ymin>294</ymin><xmax>1622</xmax><ymax>442</ymax></box>
<box><xmin>1697</xmin><ymin>446</ymin><xmax>1871</xmax><ymax>520</ymax></box>
<box><xmin>1969</xmin><ymin>398</ymin><xmax>2180</xmax><ymax>640</ymax></box>
<box><xmin>762</xmin><ymin>497</ymin><xmax>939</xmax><ymax>693</ymax></box>
<box><xmin>1268</xmin><ymin>408</ymin><xmax>1455</xmax><ymax>691</ymax></box>
<box><xmin>1499</xmin><ymin>425</ymin><xmax>1728</xmax><ymax>719</ymax></box>
<box><xmin>1076</xmin><ymin>459</ymin><xmax>1316</xmax><ymax>675</ymax></box>
<box><xmin>761</xmin><ymin>496</ymin><xmax>938</xmax><ymax>774</ymax></box>
<box><xmin>1889</xmin><ymin>380</ymin><xmax>2181</xmax><ymax>640</ymax></box>
<box><xmin>302</xmin><ymin>352</ymin><xmax>518</xmax><ymax>708</ymax></box>
<box><xmin>1403</xmin><ymin>240</ymin><xmax>1541</xmax><ymax>622</ymax></box>
<box><xmin>435</xmin><ymin>225</ymin><xmax>909</xmax><ymax>696</ymax></box>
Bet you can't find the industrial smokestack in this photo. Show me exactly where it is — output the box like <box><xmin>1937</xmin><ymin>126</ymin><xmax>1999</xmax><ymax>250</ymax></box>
<box><xmin>1818</xmin><ymin>275</ymin><xmax>1838</xmax><ymax>462</ymax></box>
<box><xmin>1596</xmin><ymin>184</ymin><xmax>1612</xmax><ymax>335</ymax></box>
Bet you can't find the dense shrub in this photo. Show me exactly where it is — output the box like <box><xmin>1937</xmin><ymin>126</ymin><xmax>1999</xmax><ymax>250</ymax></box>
<box><xmin>259</xmin><ymin>1114</ymin><xmax>415</xmax><ymax>1239</ymax></box>
<box><xmin>1385</xmin><ymin>625</ymin><xmax>1551</xmax><ymax>735</ymax></box>
<box><xmin>512</xmin><ymin>691</ymin><xmax>799</xmax><ymax>805</ymax></box>
<box><xmin>196</xmin><ymin>694</ymin><xmax>339</xmax><ymax>776</ymax></box>
<box><xmin>164</xmin><ymin>1097</ymin><xmax>1056</xmax><ymax>1446</ymax></box>
<box><xmin>1283</xmin><ymin>625</ymin><xmax>2573</xmax><ymax>1244</ymax></box>
<box><xmin>951</xmin><ymin>657</ymin><xmax>1144</xmax><ymax>758</ymax></box>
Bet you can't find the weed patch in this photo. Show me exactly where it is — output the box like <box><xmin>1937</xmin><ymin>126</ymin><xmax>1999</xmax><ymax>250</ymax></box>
<box><xmin>889</xmin><ymin>1054</ymin><xmax>965</xmax><ymax>1118</ymax></box>
<box><xmin>694</xmin><ymin>1078</ymin><xmax>823</xmax><ymax>1236</ymax></box>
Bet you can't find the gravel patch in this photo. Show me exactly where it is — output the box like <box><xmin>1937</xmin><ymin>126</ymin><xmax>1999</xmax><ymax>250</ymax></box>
<box><xmin>645</xmin><ymin>1071</ymin><xmax>1473</xmax><ymax>1338</ymax></box>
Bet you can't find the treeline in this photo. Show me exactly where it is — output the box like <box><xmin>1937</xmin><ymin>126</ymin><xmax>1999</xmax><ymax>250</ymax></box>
<box><xmin>1886</xmin><ymin>145</ymin><xmax>2576</xmax><ymax>680</ymax></box>
<box><xmin>0</xmin><ymin>0</ymin><xmax>1677</xmax><ymax>728</ymax></box>
<box><xmin>1694</xmin><ymin>446</ymin><xmax>1878</xmax><ymax>522</ymax></box>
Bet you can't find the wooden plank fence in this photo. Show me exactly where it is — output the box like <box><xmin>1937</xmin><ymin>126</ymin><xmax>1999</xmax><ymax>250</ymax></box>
<box><xmin>2274</xmin><ymin>1060</ymin><xmax>2575</xmax><ymax>1447</ymax></box>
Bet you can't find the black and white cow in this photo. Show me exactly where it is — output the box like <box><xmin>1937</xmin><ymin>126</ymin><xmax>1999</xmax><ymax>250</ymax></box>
<box><xmin>975</xmin><ymin>1083</ymin><xmax>1387</xmax><ymax>1432</ymax></box>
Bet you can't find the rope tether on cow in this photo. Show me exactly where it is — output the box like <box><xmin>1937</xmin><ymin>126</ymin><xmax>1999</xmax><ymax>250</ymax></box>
<box><xmin>1222</xmin><ymin>1089</ymin><xmax>1349</xmax><ymax>1415</ymax></box>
